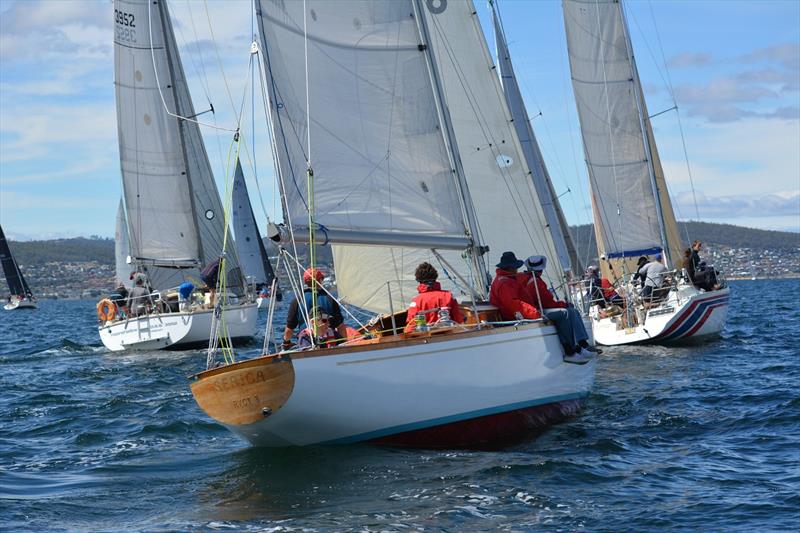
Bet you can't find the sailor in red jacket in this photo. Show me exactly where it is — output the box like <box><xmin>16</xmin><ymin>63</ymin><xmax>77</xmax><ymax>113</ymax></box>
<box><xmin>520</xmin><ymin>255</ymin><xmax>600</xmax><ymax>362</ymax></box>
<box><xmin>404</xmin><ymin>262</ymin><xmax>465</xmax><ymax>333</ymax></box>
<box><xmin>489</xmin><ymin>252</ymin><xmax>541</xmax><ymax>321</ymax></box>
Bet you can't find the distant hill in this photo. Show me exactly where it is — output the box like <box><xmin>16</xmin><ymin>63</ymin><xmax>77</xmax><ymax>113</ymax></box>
<box><xmin>9</xmin><ymin>237</ymin><xmax>114</xmax><ymax>266</ymax></box>
<box><xmin>6</xmin><ymin>222</ymin><xmax>797</xmax><ymax>268</ymax></box>
<box><xmin>569</xmin><ymin>221</ymin><xmax>800</xmax><ymax>263</ymax></box>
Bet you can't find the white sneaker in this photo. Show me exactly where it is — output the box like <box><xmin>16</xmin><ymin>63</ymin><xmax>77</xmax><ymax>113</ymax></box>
<box><xmin>563</xmin><ymin>351</ymin><xmax>593</xmax><ymax>365</ymax></box>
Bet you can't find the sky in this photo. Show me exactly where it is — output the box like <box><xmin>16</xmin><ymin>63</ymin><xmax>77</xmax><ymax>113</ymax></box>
<box><xmin>0</xmin><ymin>0</ymin><xmax>798</xmax><ymax>241</ymax></box>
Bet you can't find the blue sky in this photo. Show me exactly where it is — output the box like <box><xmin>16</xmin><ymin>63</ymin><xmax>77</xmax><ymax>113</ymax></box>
<box><xmin>1</xmin><ymin>0</ymin><xmax>798</xmax><ymax>241</ymax></box>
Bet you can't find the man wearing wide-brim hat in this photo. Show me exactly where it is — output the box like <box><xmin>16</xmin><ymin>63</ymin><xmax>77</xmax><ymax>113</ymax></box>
<box><xmin>489</xmin><ymin>251</ymin><xmax>542</xmax><ymax>322</ymax></box>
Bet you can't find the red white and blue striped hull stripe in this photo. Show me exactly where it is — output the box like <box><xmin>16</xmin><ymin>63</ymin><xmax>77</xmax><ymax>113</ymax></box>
<box><xmin>654</xmin><ymin>293</ymin><xmax>730</xmax><ymax>342</ymax></box>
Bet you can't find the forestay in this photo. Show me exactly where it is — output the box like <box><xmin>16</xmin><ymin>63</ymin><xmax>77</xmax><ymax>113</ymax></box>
<box><xmin>563</xmin><ymin>0</ymin><xmax>664</xmax><ymax>260</ymax></box>
<box><xmin>114</xmin><ymin>0</ymin><xmax>240</xmax><ymax>290</ymax></box>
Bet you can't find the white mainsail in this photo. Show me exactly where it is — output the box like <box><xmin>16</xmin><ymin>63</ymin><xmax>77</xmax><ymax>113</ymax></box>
<box><xmin>232</xmin><ymin>159</ymin><xmax>276</xmax><ymax>288</ymax></box>
<box><xmin>114</xmin><ymin>198</ymin><xmax>132</xmax><ymax>288</ymax></box>
<box><xmin>332</xmin><ymin>0</ymin><xmax>573</xmax><ymax>314</ymax></box>
<box><xmin>256</xmin><ymin>0</ymin><xmax>470</xmax><ymax>247</ymax></box>
<box><xmin>114</xmin><ymin>0</ymin><xmax>240</xmax><ymax>290</ymax></box>
<box><xmin>492</xmin><ymin>6</ymin><xmax>582</xmax><ymax>277</ymax></box>
<box><xmin>563</xmin><ymin>0</ymin><xmax>669</xmax><ymax>265</ymax></box>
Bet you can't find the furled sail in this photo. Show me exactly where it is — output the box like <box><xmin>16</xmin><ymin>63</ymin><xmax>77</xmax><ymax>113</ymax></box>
<box><xmin>0</xmin><ymin>225</ymin><xmax>32</xmax><ymax>298</ymax></box>
<box><xmin>232</xmin><ymin>159</ymin><xmax>277</xmax><ymax>289</ymax></box>
<box><xmin>114</xmin><ymin>0</ymin><xmax>241</xmax><ymax>290</ymax></box>
<box><xmin>563</xmin><ymin>0</ymin><xmax>681</xmax><ymax>275</ymax></box>
<box><xmin>115</xmin><ymin>199</ymin><xmax>133</xmax><ymax>288</ymax></box>
<box><xmin>256</xmin><ymin>0</ymin><xmax>470</xmax><ymax>248</ymax></box>
<box><xmin>492</xmin><ymin>6</ymin><xmax>583</xmax><ymax>277</ymax></box>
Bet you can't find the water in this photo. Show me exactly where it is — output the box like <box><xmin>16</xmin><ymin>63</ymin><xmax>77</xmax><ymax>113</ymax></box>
<box><xmin>1</xmin><ymin>280</ymin><xmax>798</xmax><ymax>531</ymax></box>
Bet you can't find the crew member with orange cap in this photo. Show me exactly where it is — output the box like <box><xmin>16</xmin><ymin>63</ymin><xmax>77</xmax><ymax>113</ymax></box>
<box><xmin>283</xmin><ymin>267</ymin><xmax>345</xmax><ymax>349</ymax></box>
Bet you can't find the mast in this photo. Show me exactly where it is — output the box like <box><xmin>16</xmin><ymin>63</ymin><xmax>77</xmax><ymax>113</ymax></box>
<box><xmin>412</xmin><ymin>0</ymin><xmax>488</xmax><ymax>295</ymax></box>
<box><xmin>619</xmin><ymin>1</ymin><xmax>670</xmax><ymax>266</ymax></box>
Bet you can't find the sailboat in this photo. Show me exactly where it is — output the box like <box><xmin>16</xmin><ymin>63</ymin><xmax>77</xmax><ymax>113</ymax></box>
<box><xmin>563</xmin><ymin>0</ymin><xmax>730</xmax><ymax>345</ymax></box>
<box><xmin>100</xmin><ymin>0</ymin><xmax>258</xmax><ymax>351</ymax></box>
<box><xmin>188</xmin><ymin>0</ymin><xmax>595</xmax><ymax>448</ymax></box>
<box><xmin>0</xmin><ymin>225</ymin><xmax>37</xmax><ymax>310</ymax></box>
<box><xmin>231</xmin><ymin>159</ymin><xmax>279</xmax><ymax>307</ymax></box>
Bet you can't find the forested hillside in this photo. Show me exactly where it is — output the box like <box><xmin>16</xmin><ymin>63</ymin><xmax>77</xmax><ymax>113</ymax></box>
<box><xmin>569</xmin><ymin>221</ymin><xmax>799</xmax><ymax>262</ymax></box>
<box><xmin>9</xmin><ymin>237</ymin><xmax>115</xmax><ymax>266</ymax></box>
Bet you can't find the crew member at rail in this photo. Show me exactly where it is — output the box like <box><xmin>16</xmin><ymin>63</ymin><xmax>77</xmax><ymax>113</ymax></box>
<box><xmin>283</xmin><ymin>267</ymin><xmax>345</xmax><ymax>350</ymax></box>
<box><xmin>519</xmin><ymin>255</ymin><xmax>600</xmax><ymax>361</ymax></box>
<box><xmin>489</xmin><ymin>252</ymin><xmax>541</xmax><ymax>321</ymax></box>
<box><xmin>403</xmin><ymin>262</ymin><xmax>464</xmax><ymax>333</ymax></box>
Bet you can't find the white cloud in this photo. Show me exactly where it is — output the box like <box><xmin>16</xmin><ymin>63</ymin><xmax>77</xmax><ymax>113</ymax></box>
<box><xmin>0</xmin><ymin>102</ymin><xmax>117</xmax><ymax>162</ymax></box>
<box><xmin>674</xmin><ymin>190</ymin><xmax>799</xmax><ymax>218</ymax></box>
<box><xmin>660</xmin><ymin>117</ymin><xmax>800</xmax><ymax>204</ymax></box>
<box><xmin>0</xmin><ymin>1</ymin><xmax>112</xmax><ymax>62</ymax></box>
<box><xmin>667</xmin><ymin>52</ymin><xmax>713</xmax><ymax>69</ymax></box>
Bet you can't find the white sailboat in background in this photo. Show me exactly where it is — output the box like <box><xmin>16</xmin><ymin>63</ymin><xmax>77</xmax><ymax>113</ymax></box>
<box><xmin>99</xmin><ymin>0</ymin><xmax>258</xmax><ymax>351</ymax></box>
<box><xmin>231</xmin><ymin>159</ymin><xmax>280</xmax><ymax>307</ymax></box>
<box><xmin>563</xmin><ymin>0</ymin><xmax>730</xmax><ymax>345</ymax></box>
<box><xmin>189</xmin><ymin>0</ymin><xmax>595</xmax><ymax>448</ymax></box>
<box><xmin>1</xmin><ymin>225</ymin><xmax>37</xmax><ymax>310</ymax></box>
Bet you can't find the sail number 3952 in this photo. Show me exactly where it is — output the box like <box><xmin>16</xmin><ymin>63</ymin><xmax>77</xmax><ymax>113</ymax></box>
<box><xmin>114</xmin><ymin>9</ymin><xmax>136</xmax><ymax>43</ymax></box>
<box><xmin>115</xmin><ymin>10</ymin><xmax>136</xmax><ymax>27</ymax></box>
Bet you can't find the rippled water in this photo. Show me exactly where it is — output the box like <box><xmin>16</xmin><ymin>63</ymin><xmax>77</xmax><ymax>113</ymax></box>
<box><xmin>1</xmin><ymin>279</ymin><xmax>798</xmax><ymax>531</ymax></box>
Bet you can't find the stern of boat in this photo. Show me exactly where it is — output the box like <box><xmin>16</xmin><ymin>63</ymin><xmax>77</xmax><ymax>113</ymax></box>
<box><xmin>190</xmin><ymin>355</ymin><xmax>295</xmax><ymax>428</ymax></box>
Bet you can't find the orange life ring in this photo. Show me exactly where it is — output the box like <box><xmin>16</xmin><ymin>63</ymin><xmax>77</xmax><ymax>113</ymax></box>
<box><xmin>97</xmin><ymin>298</ymin><xmax>117</xmax><ymax>322</ymax></box>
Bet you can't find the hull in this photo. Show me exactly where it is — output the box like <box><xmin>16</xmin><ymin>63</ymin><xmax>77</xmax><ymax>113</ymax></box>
<box><xmin>4</xmin><ymin>299</ymin><xmax>37</xmax><ymax>310</ymax></box>
<box><xmin>591</xmin><ymin>287</ymin><xmax>730</xmax><ymax>346</ymax></box>
<box><xmin>99</xmin><ymin>302</ymin><xmax>259</xmax><ymax>352</ymax></box>
<box><xmin>190</xmin><ymin>323</ymin><xmax>596</xmax><ymax>448</ymax></box>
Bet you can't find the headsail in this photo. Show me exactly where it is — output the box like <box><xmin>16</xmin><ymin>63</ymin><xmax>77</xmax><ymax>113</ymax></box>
<box><xmin>114</xmin><ymin>199</ymin><xmax>133</xmax><ymax>288</ymax></box>
<box><xmin>492</xmin><ymin>5</ymin><xmax>583</xmax><ymax>276</ymax></box>
<box><xmin>0</xmin><ymin>225</ymin><xmax>32</xmax><ymax>298</ymax></box>
<box><xmin>232</xmin><ymin>159</ymin><xmax>277</xmax><ymax>289</ymax></box>
<box><xmin>114</xmin><ymin>0</ymin><xmax>241</xmax><ymax>290</ymax></box>
<box><xmin>563</xmin><ymin>0</ymin><xmax>682</xmax><ymax>278</ymax></box>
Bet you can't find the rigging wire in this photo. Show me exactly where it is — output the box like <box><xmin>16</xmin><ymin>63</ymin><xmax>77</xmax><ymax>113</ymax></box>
<box><xmin>646</xmin><ymin>0</ymin><xmax>702</xmax><ymax>224</ymax></box>
<box><xmin>146</xmin><ymin>0</ymin><xmax>237</xmax><ymax>132</ymax></box>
